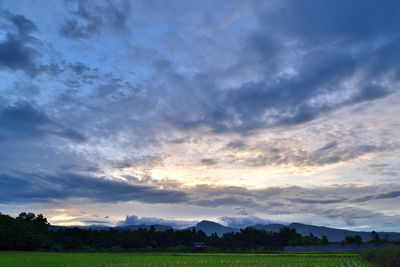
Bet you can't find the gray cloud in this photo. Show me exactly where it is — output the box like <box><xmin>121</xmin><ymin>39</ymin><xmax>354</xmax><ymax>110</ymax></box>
<box><xmin>111</xmin><ymin>154</ymin><xmax>167</xmax><ymax>171</ymax></box>
<box><xmin>0</xmin><ymin>172</ymin><xmax>188</xmax><ymax>204</ymax></box>
<box><xmin>58</xmin><ymin>0</ymin><xmax>102</xmax><ymax>39</ymax></box>
<box><xmin>226</xmin><ymin>140</ymin><xmax>248</xmax><ymax>150</ymax></box>
<box><xmin>58</xmin><ymin>0</ymin><xmax>131</xmax><ymax>39</ymax></box>
<box><xmin>0</xmin><ymin>102</ymin><xmax>86</xmax><ymax>143</ymax></box>
<box><xmin>288</xmin><ymin>197</ymin><xmax>347</xmax><ymax>205</ymax></box>
<box><xmin>0</xmin><ymin>9</ymin><xmax>38</xmax><ymax>35</ymax></box>
<box><xmin>315</xmin><ymin>206</ymin><xmax>382</xmax><ymax>226</ymax></box>
<box><xmin>0</xmin><ymin>10</ymin><xmax>39</xmax><ymax>75</ymax></box>
<box><xmin>168</xmin><ymin>137</ymin><xmax>192</xmax><ymax>144</ymax></box>
<box><xmin>59</xmin><ymin>164</ymin><xmax>99</xmax><ymax>173</ymax></box>
<box><xmin>1</xmin><ymin>169</ymin><xmax>399</xmax><ymax>225</ymax></box>
<box><xmin>366</xmin><ymin>162</ymin><xmax>400</xmax><ymax>177</ymax></box>
<box><xmin>119</xmin><ymin>183</ymin><xmax>399</xmax><ymax>226</ymax></box>
<box><xmin>68</xmin><ymin>62</ymin><xmax>91</xmax><ymax>75</ymax></box>
<box><xmin>162</xmin><ymin>0</ymin><xmax>400</xmax><ymax>133</ymax></box>
<box><xmin>0</xmin><ymin>0</ymin><xmax>399</xmax><ymax>231</ymax></box>
<box><xmin>352</xmin><ymin>191</ymin><xmax>400</xmax><ymax>203</ymax></box>
<box><xmin>119</xmin><ymin>214</ymin><xmax>285</xmax><ymax>229</ymax></box>
<box><xmin>262</xmin><ymin>0</ymin><xmax>400</xmax><ymax>42</ymax></box>
<box><xmin>120</xmin><ymin>215</ymin><xmax>196</xmax><ymax>229</ymax></box>
<box><xmin>58</xmin><ymin>18</ymin><xmax>98</xmax><ymax>39</ymax></box>
<box><xmin>190</xmin><ymin>197</ymin><xmax>257</xmax><ymax>208</ymax></box>
<box><xmin>219</xmin><ymin>216</ymin><xmax>283</xmax><ymax>229</ymax></box>
<box><xmin>185</xmin><ymin>184</ymin><xmax>399</xmax><ymax>225</ymax></box>
<box><xmin>228</xmin><ymin>138</ymin><xmax>393</xmax><ymax>168</ymax></box>
<box><xmin>81</xmin><ymin>220</ymin><xmax>110</xmax><ymax>224</ymax></box>
<box><xmin>103</xmin><ymin>0</ymin><xmax>131</xmax><ymax>32</ymax></box>
<box><xmin>0</xmin><ymin>9</ymin><xmax>66</xmax><ymax>77</ymax></box>
<box><xmin>200</xmin><ymin>158</ymin><xmax>217</xmax><ymax>166</ymax></box>
<box><xmin>385</xmin><ymin>218</ymin><xmax>400</xmax><ymax>225</ymax></box>
<box><xmin>6</xmin><ymin>11</ymin><xmax>38</xmax><ymax>34</ymax></box>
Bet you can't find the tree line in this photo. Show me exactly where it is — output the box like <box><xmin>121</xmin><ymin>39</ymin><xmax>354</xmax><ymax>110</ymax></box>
<box><xmin>0</xmin><ymin>212</ymin><xmax>374</xmax><ymax>252</ymax></box>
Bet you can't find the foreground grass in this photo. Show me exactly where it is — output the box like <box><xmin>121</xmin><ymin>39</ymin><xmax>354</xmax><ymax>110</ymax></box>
<box><xmin>361</xmin><ymin>245</ymin><xmax>400</xmax><ymax>267</ymax></box>
<box><xmin>0</xmin><ymin>252</ymin><xmax>377</xmax><ymax>266</ymax></box>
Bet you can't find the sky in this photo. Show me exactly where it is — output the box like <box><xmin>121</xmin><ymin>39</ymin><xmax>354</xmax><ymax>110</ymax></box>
<box><xmin>1</xmin><ymin>0</ymin><xmax>400</xmax><ymax>232</ymax></box>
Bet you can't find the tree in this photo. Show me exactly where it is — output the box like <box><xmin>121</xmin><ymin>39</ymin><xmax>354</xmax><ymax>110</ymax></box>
<box><xmin>321</xmin><ymin>235</ymin><xmax>329</xmax><ymax>245</ymax></box>
<box><xmin>16</xmin><ymin>212</ymin><xmax>36</xmax><ymax>222</ymax></box>
<box><xmin>354</xmin><ymin>235</ymin><xmax>362</xmax><ymax>245</ymax></box>
<box><xmin>345</xmin><ymin>236</ymin><xmax>355</xmax><ymax>244</ymax></box>
<box><xmin>371</xmin><ymin>231</ymin><xmax>380</xmax><ymax>244</ymax></box>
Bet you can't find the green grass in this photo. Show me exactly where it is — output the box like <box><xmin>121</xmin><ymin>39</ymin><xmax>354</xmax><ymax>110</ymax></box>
<box><xmin>0</xmin><ymin>252</ymin><xmax>378</xmax><ymax>266</ymax></box>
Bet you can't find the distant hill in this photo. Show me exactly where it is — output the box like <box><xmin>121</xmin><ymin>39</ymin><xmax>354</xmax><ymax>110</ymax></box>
<box><xmin>49</xmin><ymin>225</ymin><xmax>112</xmax><ymax>231</ymax></box>
<box><xmin>255</xmin><ymin>222</ymin><xmax>400</xmax><ymax>242</ymax></box>
<box><xmin>50</xmin><ymin>224</ymin><xmax>172</xmax><ymax>232</ymax></box>
<box><xmin>254</xmin><ymin>223</ymin><xmax>286</xmax><ymax>233</ymax></box>
<box><xmin>115</xmin><ymin>224</ymin><xmax>172</xmax><ymax>231</ymax></box>
<box><xmin>187</xmin><ymin>221</ymin><xmax>400</xmax><ymax>241</ymax></box>
<box><xmin>187</xmin><ymin>220</ymin><xmax>238</xmax><ymax>236</ymax></box>
<box><xmin>49</xmin><ymin>220</ymin><xmax>400</xmax><ymax>242</ymax></box>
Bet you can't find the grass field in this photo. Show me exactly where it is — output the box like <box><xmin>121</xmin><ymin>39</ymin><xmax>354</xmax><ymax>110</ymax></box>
<box><xmin>0</xmin><ymin>252</ymin><xmax>378</xmax><ymax>266</ymax></box>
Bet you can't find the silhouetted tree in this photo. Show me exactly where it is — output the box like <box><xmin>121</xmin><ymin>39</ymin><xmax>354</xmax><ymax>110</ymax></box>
<box><xmin>0</xmin><ymin>211</ymin><xmax>334</xmax><ymax>251</ymax></box>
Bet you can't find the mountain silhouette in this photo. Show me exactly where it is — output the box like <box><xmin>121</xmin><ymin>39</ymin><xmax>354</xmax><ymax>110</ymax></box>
<box><xmin>187</xmin><ymin>220</ymin><xmax>238</xmax><ymax>236</ymax></box>
<box><xmin>50</xmin><ymin>220</ymin><xmax>400</xmax><ymax>241</ymax></box>
<box><xmin>255</xmin><ymin>222</ymin><xmax>400</xmax><ymax>242</ymax></box>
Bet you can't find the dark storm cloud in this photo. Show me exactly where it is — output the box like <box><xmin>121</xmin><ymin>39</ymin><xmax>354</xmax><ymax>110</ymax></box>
<box><xmin>0</xmin><ymin>102</ymin><xmax>86</xmax><ymax>142</ymax></box>
<box><xmin>0</xmin><ymin>172</ymin><xmax>188</xmax><ymax>204</ymax></box>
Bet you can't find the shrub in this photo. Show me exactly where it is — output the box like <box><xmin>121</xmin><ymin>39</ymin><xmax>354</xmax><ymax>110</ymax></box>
<box><xmin>362</xmin><ymin>245</ymin><xmax>400</xmax><ymax>267</ymax></box>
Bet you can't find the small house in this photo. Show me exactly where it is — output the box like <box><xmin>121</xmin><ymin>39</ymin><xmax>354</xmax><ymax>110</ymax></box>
<box><xmin>191</xmin><ymin>242</ymin><xmax>207</xmax><ymax>252</ymax></box>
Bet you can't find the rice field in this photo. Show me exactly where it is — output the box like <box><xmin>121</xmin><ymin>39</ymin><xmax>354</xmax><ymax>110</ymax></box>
<box><xmin>0</xmin><ymin>252</ymin><xmax>377</xmax><ymax>267</ymax></box>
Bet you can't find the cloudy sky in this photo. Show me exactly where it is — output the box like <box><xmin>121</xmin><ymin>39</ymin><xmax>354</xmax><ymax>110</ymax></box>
<box><xmin>1</xmin><ymin>0</ymin><xmax>400</xmax><ymax>231</ymax></box>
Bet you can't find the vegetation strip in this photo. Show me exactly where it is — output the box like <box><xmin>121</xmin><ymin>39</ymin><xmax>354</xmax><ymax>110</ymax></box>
<box><xmin>0</xmin><ymin>252</ymin><xmax>377</xmax><ymax>267</ymax></box>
